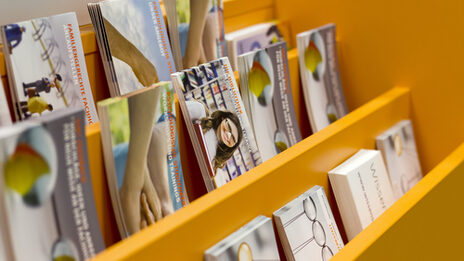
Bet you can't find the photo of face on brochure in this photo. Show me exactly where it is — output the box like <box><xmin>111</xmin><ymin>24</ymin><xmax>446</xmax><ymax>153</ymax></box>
<box><xmin>99</xmin><ymin>82</ymin><xmax>188</xmax><ymax>238</ymax></box>
<box><xmin>238</xmin><ymin>42</ymin><xmax>302</xmax><ymax>162</ymax></box>
<box><xmin>1</xmin><ymin>13</ymin><xmax>98</xmax><ymax>124</ymax></box>
<box><xmin>172</xmin><ymin>58</ymin><xmax>262</xmax><ymax>191</ymax></box>
<box><xmin>172</xmin><ymin>0</ymin><xmax>226</xmax><ymax>69</ymax></box>
<box><xmin>99</xmin><ymin>0</ymin><xmax>175</xmax><ymax>95</ymax></box>
<box><xmin>297</xmin><ymin>24</ymin><xmax>348</xmax><ymax>132</ymax></box>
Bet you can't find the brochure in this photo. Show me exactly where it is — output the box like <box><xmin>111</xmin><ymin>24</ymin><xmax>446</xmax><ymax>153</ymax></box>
<box><xmin>273</xmin><ymin>186</ymin><xmax>344</xmax><ymax>261</ymax></box>
<box><xmin>238</xmin><ymin>42</ymin><xmax>302</xmax><ymax>161</ymax></box>
<box><xmin>172</xmin><ymin>57</ymin><xmax>262</xmax><ymax>191</ymax></box>
<box><xmin>98</xmin><ymin>82</ymin><xmax>188</xmax><ymax>238</ymax></box>
<box><xmin>328</xmin><ymin>149</ymin><xmax>395</xmax><ymax>240</ymax></box>
<box><xmin>204</xmin><ymin>215</ymin><xmax>280</xmax><ymax>261</ymax></box>
<box><xmin>376</xmin><ymin>120</ymin><xmax>422</xmax><ymax>199</ymax></box>
<box><xmin>226</xmin><ymin>22</ymin><xmax>284</xmax><ymax>70</ymax></box>
<box><xmin>88</xmin><ymin>0</ymin><xmax>176</xmax><ymax>96</ymax></box>
<box><xmin>165</xmin><ymin>0</ymin><xmax>227</xmax><ymax>70</ymax></box>
<box><xmin>297</xmin><ymin>24</ymin><xmax>347</xmax><ymax>132</ymax></box>
<box><xmin>0</xmin><ymin>108</ymin><xmax>105</xmax><ymax>260</ymax></box>
<box><xmin>1</xmin><ymin>12</ymin><xmax>98</xmax><ymax>124</ymax></box>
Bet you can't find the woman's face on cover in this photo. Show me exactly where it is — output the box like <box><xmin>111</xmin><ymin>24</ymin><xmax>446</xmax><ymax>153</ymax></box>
<box><xmin>217</xmin><ymin>118</ymin><xmax>239</xmax><ymax>148</ymax></box>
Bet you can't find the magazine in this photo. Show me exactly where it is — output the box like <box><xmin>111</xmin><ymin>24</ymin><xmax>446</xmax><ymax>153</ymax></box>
<box><xmin>88</xmin><ymin>0</ymin><xmax>176</xmax><ymax>96</ymax></box>
<box><xmin>0</xmin><ymin>12</ymin><xmax>98</xmax><ymax>125</ymax></box>
<box><xmin>172</xmin><ymin>57</ymin><xmax>262</xmax><ymax>191</ymax></box>
<box><xmin>226</xmin><ymin>22</ymin><xmax>284</xmax><ymax>70</ymax></box>
<box><xmin>165</xmin><ymin>0</ymin><xmax>227</xmax><ymax>70</ymax></box>
<box><xmin>0</xmin><ymin>80</ymin><xmax>12</xmax><ymax>126</ymax></box>
<box><xmin>329</xmin><ymin>149</ymin><xmax>395</xmax><ymax>240</ymax></box>
<box><xmin>204</xmin><ymin>215</ymin><xmax>280</xmax><ymax>261</ymax></box>
<box><xmin>376</xmin><ymin>120</ymin><xmax>422</xmax><ymax>199</ymax></box>
<box><xmin>297</xmin><ymin>24</ymin><xmax>348</xmax><ymax>132</ymax></box>
<box><xmin>98</xmin><ymin>82</ymin><xmax>188</xmax><ymax>238</ymax></box>
<box><xmin>273</xmin><ymin>186</ymin><xmax>344</xmax><ymax>261</ymax></box>
<box><xmin>0</xmin><ymin>108</ymin><xmax>105</xmax><ymax>260</ymax></box>
<box><xmin>238</xmin><ymin>42</ymin><xmax>302</xmax><ymax>161</ymax></box>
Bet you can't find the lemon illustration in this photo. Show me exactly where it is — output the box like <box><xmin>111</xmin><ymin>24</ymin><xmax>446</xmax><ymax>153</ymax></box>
<box><xmin>4</xmin><ymin>143</ymin><xmax>50</xmax><ymax>204</ymax></box>
<box><xmin>275</xmin><ymin>141</ymin><xmax>288</xmax><ymax>152</ymax></box>
<box><xmin>54</xmin><ymin>255</ymin><xmax>75</xmax><ymax>261</ymax></box>
<box><xmin>305</xmin><ymin>41</ymin><xmax>323</xmax><ymax>80</ymax></box>
<box><xmin>248</xmin><ymin>61</ymin><xmax>271</xmax><ymax>105</ymax></box>
<box><xmin>328</xmin><ymin>113</ymin><xmax>337</xmax><ymax>123</ymax></box>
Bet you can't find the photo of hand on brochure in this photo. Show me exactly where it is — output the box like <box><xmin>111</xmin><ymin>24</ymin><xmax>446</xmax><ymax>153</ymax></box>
<box><xmin>104</xmin><ymin>84</ymin><xmax>187</xmax><ymax>237</ymax></box>
<box><xmin>176</xmin><ymin>0</ymin><xmax>225</xmax><ymax>68</ymax></box>
<box><xmin>4</xmin><ymin>17</ymin><xmax>82</xmax><ymax>120</ymax></box>
<box><xmin>100</xmin><ymin>0</ymin><xmax>175</xmax><ymax>95</ymax></box>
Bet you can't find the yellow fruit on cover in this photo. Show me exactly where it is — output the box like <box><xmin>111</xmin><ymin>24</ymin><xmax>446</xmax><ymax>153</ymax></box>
<box><xmin>54</xmin><ymin>255</ymin><xmax>75</xmax><ymax>261</ymax></box>
<box><xmin>305</xmin><ymin>41</ymin><xmax>322</xmax><ymax>73</ymax></box>
<box><xmin>275</xmin><ymin>141</ymin><xmax>288</xmax><ymax>152</ymax></box>
<box><xmin>248</xmin><ymin>61</ymin><xmax>271</xmax><ymax>98</ymax></box>
<box><xmin>4</xmin><ymin>143</ymin><xmax>50</xmax><ymax>196</ymax></box>
<box><xmin>328</xmin><ymin>113</ymin><xmax>338</xmax><ymax>123</ymax></box>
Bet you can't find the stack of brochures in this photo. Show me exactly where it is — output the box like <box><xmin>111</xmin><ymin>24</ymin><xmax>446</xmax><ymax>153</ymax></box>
<box><xmin>88</xmin><ymin>0</ymin><xmax>176</xmax><ymax>96</ymax></box>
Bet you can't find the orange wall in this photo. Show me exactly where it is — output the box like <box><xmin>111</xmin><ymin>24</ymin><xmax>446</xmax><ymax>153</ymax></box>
<box><xmin>275</xmin><ymin>0</ymin><xmax>464</xmax><ymax>172</ymax></box>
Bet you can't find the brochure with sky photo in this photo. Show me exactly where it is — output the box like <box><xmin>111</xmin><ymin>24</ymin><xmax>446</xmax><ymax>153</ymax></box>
<box><xmin>0</xmin><ymin>12</ymin><xmax>98</xmax><ymax>125</ymax></box>
<box><xmin>204</xmin><ymin>215</ymin><xmax>280</xmax><ymax>261</ymax></box>
<box><xmin>0</xmin><ymin>108</ymin><xmax>105</xmax><ymax>260</ymax></box>
<box><xmin>297</xmin><ymin>24</ymin><xmax>348</xmax><ymax>132</ymax></box>
<box><xmin>376</xmin><ymin>120</ymin><xmax>422</xmax><ymax>199</ymax></box>
<box><xmin>226</xmin><ymin>22</ymin><xmax>284</xmax><ymax>70</ymax></box>
<box><xmin>238</xmin><ymin>42</ymin><xmax>302</xmax><ymax>162</ymax></box>
<box><xmin>329</xmin><ymin>149</ymin><xmax>395</xmax><ymax>240</ymax></box>
<box><xmin>165</xmin><ymin>0</ymin><xmax>227</xmax><ymax>70</ymax></box>
<box><xmin>88</xmin><ymin>0</ymin><xmax>176</xmax><ymax>96</ymax></box>
<box><xmin>172</xmin><ymin>57</ymin><xmax>262</xmax><ymax>191</ymax></box>
<box><xmin>0</xmin><ymin>80</ymin><xmax>12</xmax><ymax>126</ymax></box>
<box><xmin>98</xmin><ymin>82</ymin><xmax>188</xmax><ymax>238</ymax></box>
<box><xmin>273</xmin><ymin>186</ymin><xmax>344</xmax><ymax>261</ymax></box>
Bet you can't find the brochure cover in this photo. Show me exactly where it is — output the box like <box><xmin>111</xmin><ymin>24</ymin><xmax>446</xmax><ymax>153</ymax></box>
<box><xmin>89</xmin><ymin>0</ymin><xmax>176</xmax><ymax>96</ymax></box>
<box><xmin>226</xmin><ymin>22</ymin><xmax>284</xmax><ymax>70</ymax></box>
<box><xmin>165</xmin><ymin>0</ymin><xmax>227</xmax><ymax>70</ymax></box>
<box><xmin>328</xmin><ymin>149</ymin><xmax>395</xmax><ymax>240</ymax></box>
<box><xmin>273</xmin><ymin>186</ymin><xmax>344</xmax><ymax>261</ymax></box>
<box><xmin>98</xmin><ymin>82</ymin><xmax>188</xmax><ymax>238</ymax></box>
<box><xmin>376</xmin><ymin>120</ymin><xmax>422</xmax><ymax>199</ymax></box>
<box><xmin>238</xmin><ymin>42</ymin><xmax>302</xmax><ymax>162</ymax></box>
<box><xmin>0</xmin><ymin>80</ymin><xmax>12</xmax><ymax>126</ymax></box>
<box><xmin>296</xmin><ymin>24</ymin><xmax>348</xmax><ymax>132</ymax></box>
<box><xmin>0</xmin><ymin>12</ymin><xmax>98</xmax><ymax>125</ymax></box>
<box><xmin>172</xmin><ymin>58</ymin><xmax>262</xmax><ymax>191</ymax></box>
<box><xmin>0</xmin><ymin>108</ymin><xmax>105</xmax><ymax>260</ymax></box>
<box><xmin>204</xmin><ymin>215</ymin><xmax>280</xmax><ymax>261</ymax></box>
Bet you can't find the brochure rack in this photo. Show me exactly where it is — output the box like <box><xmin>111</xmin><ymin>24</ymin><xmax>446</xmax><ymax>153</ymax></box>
<box><xmin>1</xmin><ymin>0</ymin><xmax>463</xmax><ymax>259</ymax></box>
